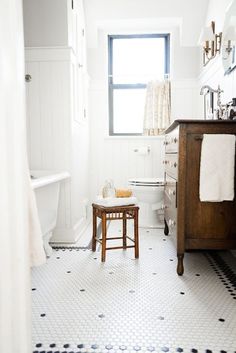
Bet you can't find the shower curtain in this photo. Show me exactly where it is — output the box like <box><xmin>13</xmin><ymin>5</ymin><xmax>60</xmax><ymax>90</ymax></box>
<box><xmin>143</xmin><ymin>80</ymin><xmax>171</xmax><ymax>135</ymax></box>
<box><xmin>0</xmin><ymin>1</ymin><xmax>46</xmax><ymax>352</ymax></box>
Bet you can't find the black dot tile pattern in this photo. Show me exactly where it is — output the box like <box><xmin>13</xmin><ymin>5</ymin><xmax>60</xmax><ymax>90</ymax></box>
<box><xmin>206</xmin><ymin>251</ymin><xmax>236</xmax><ymax>300</ymax></box>
<box><xmin>32</xmin><ymin>238</ymin><xmax>236</xmax><ymax>353</ymax></box>
<box><xmin>49</xmin><ymin>343</ymin><xmax>56</xmax><ymax>348</ymax></box>
<box><xmin>77</xmin><ymin>344</ymin><xmax>84</xmax><ymax>348</ymax></box>
<box><xmin>32</xmin><ymin>341</ymin><xmax>236</xmax><ymax>353</ymax></box>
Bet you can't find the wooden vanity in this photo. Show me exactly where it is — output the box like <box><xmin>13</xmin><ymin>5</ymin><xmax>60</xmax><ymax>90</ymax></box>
<box><xmin>164</xmin><ymin>119</ymin><xmax>236</xmax><ymax>275</ymax></box>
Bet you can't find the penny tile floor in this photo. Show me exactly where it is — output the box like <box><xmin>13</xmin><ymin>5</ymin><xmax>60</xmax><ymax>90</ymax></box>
<box><xmin>32</xmin><ymin>221</ymin><xmax>236</xmax><ymax>353</ymax></box>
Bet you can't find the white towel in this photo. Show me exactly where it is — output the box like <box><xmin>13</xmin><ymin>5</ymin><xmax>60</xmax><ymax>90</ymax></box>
<box><xmin>95</xmin><ymin>196</ymin><xmax>137</xmax><ymax>207</ymax></box>
<box><xmin>199</xmin><ymin>134</ymin><xmax>235</xmax><ymax>202</ymax></box>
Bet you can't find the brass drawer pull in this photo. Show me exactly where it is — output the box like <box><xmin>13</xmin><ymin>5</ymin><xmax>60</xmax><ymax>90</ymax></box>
<box><xmin>173</xmin><ymin>162</ymin><xmax>177</xmax><ymax>168</ymax></box>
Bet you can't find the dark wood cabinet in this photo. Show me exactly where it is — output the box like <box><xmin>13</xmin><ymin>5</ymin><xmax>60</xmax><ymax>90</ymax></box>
<box><xmin>164</xmin><ymin>119</ymin><xmax>236</xmax><ymax>275</ymax></box>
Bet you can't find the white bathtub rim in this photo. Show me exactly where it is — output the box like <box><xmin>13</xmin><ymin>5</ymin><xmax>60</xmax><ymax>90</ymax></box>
<box><xmin>31</xmin><ymin>170</ymin><xmax>70</xmax><ymax>189</ymax></box>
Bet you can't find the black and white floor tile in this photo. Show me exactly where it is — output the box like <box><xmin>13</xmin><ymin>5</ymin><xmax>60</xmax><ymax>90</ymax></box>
<box><xmin>32</xmin><ymin>222</ymin><xmax>236</xmax><ymax>353</ymax></box>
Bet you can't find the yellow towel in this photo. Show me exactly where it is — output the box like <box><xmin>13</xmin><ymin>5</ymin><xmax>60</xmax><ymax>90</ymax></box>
<box><xmin>115</xmin><ymin>189</ymin><xmax>132</xmax><ymax>198</ymax></box>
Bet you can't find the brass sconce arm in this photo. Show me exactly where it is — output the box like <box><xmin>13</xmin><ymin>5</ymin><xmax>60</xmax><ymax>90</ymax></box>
<box><xmin>200</xmin><ymin>21</ymin><xmax>222</xmax><ymax>66</ymax></box>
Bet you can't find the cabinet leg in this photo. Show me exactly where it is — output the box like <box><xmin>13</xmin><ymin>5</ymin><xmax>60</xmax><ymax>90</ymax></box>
<box><xmin>164</xmin><ymin>218</ymin><xmax>169</xmax><ymax>235</ymax></box>
<box><xmin>177</xmin><ymin>254</ymin><xmax>184</xmax><ymax>275</ymax></box>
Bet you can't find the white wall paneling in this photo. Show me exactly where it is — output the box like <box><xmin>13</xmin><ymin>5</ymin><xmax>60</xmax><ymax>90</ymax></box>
<box><xmin>87</xmin><ymin>26</ymin><xmax>201</xmax><ymax>202</ymax></box>
<box><xmin>198</xmin><ymin>0</ymin><xmax>236</xmax><ymax>112</ymax></box>
<box><xmin>198</xmin><ymin>0</ymin><xmax>236</xmax><ymax>259</ymax></box>
<box><xmin>25</xmin><ymin>47</ymin><xmax>89</xmax><ymax>243</ymax></box>
<box><xmin>90</xmin><ymin>135</ymin><xmax>165</xmax><ymax>202</ymax></box>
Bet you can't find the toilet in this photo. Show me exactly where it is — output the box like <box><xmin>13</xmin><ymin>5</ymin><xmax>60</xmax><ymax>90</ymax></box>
<box><xmin>128</xmin><ymin>178</ymin><xmax>164</xmax><ymax>228</ymax></box>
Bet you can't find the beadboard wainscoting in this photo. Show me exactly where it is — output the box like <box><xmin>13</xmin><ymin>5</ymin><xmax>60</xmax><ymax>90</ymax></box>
<box><xmin>25</xmin><ymin>47</ymin><xmax>90</xmax><ymax>243</ymax></box>
<box><xmin>89</xmin><ymin>78</ymin><xmax>200</xmax><ymax>202</ymax></box>
<box><xmin>90</xmin><ymin>136</ymin><xmax>165</xmax><ymax>202</ymax></box>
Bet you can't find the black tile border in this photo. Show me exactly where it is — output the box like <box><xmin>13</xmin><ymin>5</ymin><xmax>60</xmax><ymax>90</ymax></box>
<box><xmin>205</xmin><ymin>251</ymin><xmax>236</xmax><ymax>300</ymax></box>
<box><xmin>32</xmin><ymin>342</ymin><xmax>235</xmax><ymax>353</ymax></box>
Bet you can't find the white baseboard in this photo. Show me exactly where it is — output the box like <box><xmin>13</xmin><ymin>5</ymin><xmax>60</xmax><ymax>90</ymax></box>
<box><xmin>50</xmin><ymin>217</ymin><xmax>89</xmax><ymax>243</ymax></box>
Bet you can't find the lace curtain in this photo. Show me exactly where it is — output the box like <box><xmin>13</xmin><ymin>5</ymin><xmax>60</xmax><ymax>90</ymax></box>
<box><xmin>143</xmin><ymin>80</ymin><xmax>171</xmax><ymax>135</ymax></box>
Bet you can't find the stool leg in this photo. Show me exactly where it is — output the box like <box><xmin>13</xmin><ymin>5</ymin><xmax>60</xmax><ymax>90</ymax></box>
<box><xmin>92</xmin><ymin>207</ymin><xmax>97</xmax><ymax>252</ymax></box>
<box><xmin>101</xmin><ymin>213</ymin><xmax>107</xmax><ymax>262</ymax></box>
<box><xmin>123</xmin><ymin>211</ymin><xmax>127</xmax><ymax>249</ymax></box>
<box><xmin>134</xmin><ymin>209</ymin><xmax>139</xmax><ymax>259</ymax></box>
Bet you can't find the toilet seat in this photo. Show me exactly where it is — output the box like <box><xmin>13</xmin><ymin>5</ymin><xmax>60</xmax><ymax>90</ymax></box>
<box><xmin>128</xmin><ymin>178</ymin><xmax>164</xmax><ymax>187</ymax></box>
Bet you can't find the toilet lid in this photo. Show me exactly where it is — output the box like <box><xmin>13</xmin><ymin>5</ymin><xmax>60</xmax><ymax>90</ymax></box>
<box><xmin>128</xmin><ymin>178</ymin><xmax>164</xmax><ymax>187</ymax></box>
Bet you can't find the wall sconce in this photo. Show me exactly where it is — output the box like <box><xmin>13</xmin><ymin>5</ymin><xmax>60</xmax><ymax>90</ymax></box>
<box><xmin>199</xmin><ymin>21</ymin><xmax>222</xmax><ymax>66</ymax></box>
<box><xmin>222</xmin><ymin>26</ymin><xmax>236</xmax><ymax>59</ymax></box>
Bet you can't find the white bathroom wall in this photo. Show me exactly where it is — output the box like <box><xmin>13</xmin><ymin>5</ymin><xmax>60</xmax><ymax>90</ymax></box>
<box><xmin>84</xmin><ymin>0</ymin><xmax>205</xmax><ymax>200</ymax></box>
<box><xmin>23</xmin><ymin>0</ymin><xmax>90</xmax><ymax>243</ymax></box>
<box><xmin>84</xmin><ymin>0</ymin><xmax>209</xmax><ymax>47</ymax></box>
<box><xmin>198</xmin><ymin>0</ymin><xmax>235</xmax><ymax>104</ymax></box>
<box><xmin>198</xmin><ymin>0</ymin><xmax>236</xmax><ymax>258</ymax></box>
<box><xmin>23</xmin><ymin>0</ymin><xmax>68</xmax><ymax>47</ymax></box>
<box><xmin>25</xmin><ymin>47</ymin><xmax>90</xmax><ymax>243</ymax></box>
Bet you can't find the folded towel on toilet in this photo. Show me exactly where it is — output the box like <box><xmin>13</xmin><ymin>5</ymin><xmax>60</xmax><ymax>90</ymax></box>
<box><xmin>95</xmin><ymin>196</ymin><xmax>137</xmax><ymax>207</ymax></box>
<box><xmin>115</xmin><ymin>188</ymin><xmax>133</xmax><ymax>198</ymax></box>
<box><xmin>199</xmin><ymin>134</ymin><xmax>235</xmax><ymax>202</ymax></box>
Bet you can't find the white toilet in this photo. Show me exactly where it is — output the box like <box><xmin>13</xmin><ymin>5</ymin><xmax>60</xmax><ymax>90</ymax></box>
<box><xmin>128</xmin><ymin>178</ymin><xmax>164</xmax><ymax>228</ymax></box>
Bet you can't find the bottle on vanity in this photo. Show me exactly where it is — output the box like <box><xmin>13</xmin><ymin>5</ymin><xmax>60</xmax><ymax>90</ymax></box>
<box><xmin>102</xmin><ymin>179</ymin><xmax>116</xmax><ymax>198</ymax></box>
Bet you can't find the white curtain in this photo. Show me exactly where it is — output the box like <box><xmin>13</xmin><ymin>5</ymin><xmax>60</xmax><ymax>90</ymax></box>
<box><xmin>143</xmin><ymin>80</ymin><xmax>171</xmax><ymax>135</ymax></box>
<box><xmin>0</xmin><ymin>1</ymin><xmax>46</xmax><ymax>352</ymax></box>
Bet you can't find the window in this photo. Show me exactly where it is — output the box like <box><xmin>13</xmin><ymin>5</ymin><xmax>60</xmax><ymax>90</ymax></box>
<box><xmin>108</xmin><ymin>34</ymin><xmax>170</xmax><ymax>135</ymax></box>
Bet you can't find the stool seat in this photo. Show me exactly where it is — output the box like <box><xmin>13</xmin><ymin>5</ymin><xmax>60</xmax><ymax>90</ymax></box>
<box><xmin>92</xmin><ymin>203</ymin><xmax>139</xmax><ymax>262</ymax></box>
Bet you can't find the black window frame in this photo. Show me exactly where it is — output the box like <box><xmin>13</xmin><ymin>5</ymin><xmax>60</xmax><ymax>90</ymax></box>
<box><xmin>108</xmin><ymin>33</ymin><xmax>170</xmax><ymax>136</ymax></box>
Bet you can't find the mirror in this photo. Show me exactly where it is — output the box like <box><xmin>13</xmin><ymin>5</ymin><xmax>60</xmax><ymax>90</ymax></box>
<box><xmin>222</xmin><ymin>0</ymin><xmax>236</xmax><ymax>74</ymax></box>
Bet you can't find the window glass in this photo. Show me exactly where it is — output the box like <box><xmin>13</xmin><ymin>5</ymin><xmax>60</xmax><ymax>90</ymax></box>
<box><xmin>109</xmin><ymin>34</ymin><xmax>170</xmax><ymax>135</ymax></box>
<box><xmin>113</xmin><ymin>37</ymin><xmax>165</xmax><ymax>84</ymax></box>
<box><xmin>113</xmin><ymin>88</ymin><xmax>146</xmax><ymax>134</ymax></box>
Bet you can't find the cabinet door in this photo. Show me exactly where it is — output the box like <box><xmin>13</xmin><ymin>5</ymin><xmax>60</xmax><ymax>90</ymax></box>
<box><xmin>185</xmin><ymin>133</ymin><xmax>236</xmax><ymax>241</ymax></box>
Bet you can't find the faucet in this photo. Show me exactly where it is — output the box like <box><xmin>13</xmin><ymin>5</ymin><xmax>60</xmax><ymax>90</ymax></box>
<box><xmin>200</xmin><ymin>85</ymin><xmax>224</xmax><ymax>119</ymax></box>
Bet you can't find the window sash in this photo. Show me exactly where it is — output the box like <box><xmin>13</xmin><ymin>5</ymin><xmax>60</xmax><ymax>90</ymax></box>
<box><xmin>108</xmin><ymin>34</ymin><xmax>170</xmax><ymax>136</ymax></box>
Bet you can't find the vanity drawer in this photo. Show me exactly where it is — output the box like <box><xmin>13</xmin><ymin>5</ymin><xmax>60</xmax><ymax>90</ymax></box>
<box><xmin>164</xmin><ymin>128</ymin><xmax>179</xmax><ymax>153</ymax></box>
<box><xmin>164</xmin><ymin>153</ymin><xmax>178</xmax><ymax>179</ymax></box>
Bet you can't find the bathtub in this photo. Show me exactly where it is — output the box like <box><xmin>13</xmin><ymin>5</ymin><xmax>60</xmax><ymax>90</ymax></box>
<box><xmin>31</xmin><ymin>170</ymin><xmax>70</xmax><ymax>257</ymax></box>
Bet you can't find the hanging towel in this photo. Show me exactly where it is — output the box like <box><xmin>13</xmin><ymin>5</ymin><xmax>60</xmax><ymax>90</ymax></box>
<box><xmin>143</xmin><ymin>80</ymin><xmax>171</xmax><ymax>135</ymax></box>
<box><xmin>199</xmin><ymin>134</ymin><xmax>236</xmax><ymax>202</ymax></box>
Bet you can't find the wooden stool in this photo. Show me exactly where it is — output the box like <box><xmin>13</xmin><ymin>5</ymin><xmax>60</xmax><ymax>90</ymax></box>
<box><xmin>92</xmin><ymin>203</ymin><xmax>139</xmax><ymax>262</ymax></box>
